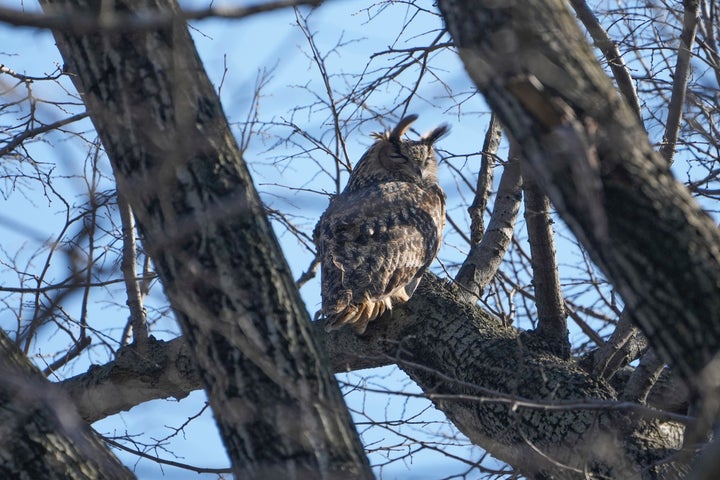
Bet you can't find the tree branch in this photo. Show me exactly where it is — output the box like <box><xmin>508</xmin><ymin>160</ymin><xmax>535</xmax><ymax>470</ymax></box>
<box><xmin>568</xmin><ymin>0</ymin><xmax>642</xmax><ymax>120</ymax></box>
<box><xmin>521</xmin><ymin>149</ymin><xmax>570</xmax><ymax>359</ymax></box>
<box><xmin>41</xmin><ymin>0</ymin><xmax>372</xmax><ymax>477</ymax></box>
<box><xmin>61</xmin><ymin>274</ymin><xmax>688</xmax><ymax>477</ymax></box>
<box><xmin>117</xmin><ymin>193</ymin><xmax>148</xmax><ymax>349</ymax></box>
<box><xmin>0</xmin><ymin>0</ymin><xmax>322</xmax><ymax>32</ymax></box>
<box><xmin>659</xmin><ymin>0</ymin><xmax>701</xmax><ymax>164</ymax></box>
<box><xmin>467</xmin><ymin>112</ymin><xmax>502</xmax><ymax>244</ymax></box>
<box><xmin>438</xmin><ymin>0</ymin><xmax>720</xmax><ymax>387</ymax></box>
<box><xmin>456</xmin><ymin>148</ymin><xmax>522</xmax><ymax>298</ymax></box>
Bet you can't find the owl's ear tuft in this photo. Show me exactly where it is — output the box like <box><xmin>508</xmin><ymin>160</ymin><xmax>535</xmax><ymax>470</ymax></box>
<box><xmin>389</xmin><ymin>114</ymin><xmax>419</xmax><ymax>142</ymax></box>
<box><xmin>423</xmin><ymin>124</ymin><xmax>450</xmax><ymax>145</ymax></box>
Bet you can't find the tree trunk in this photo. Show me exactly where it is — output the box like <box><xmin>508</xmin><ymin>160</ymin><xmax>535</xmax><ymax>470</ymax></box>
<box><xmin>0</xmin><ymin>330</ymin><xmax>134</xmax><ymax>479</ymax></box>
<box><xmin>38</xmin><ymin>1</ymin><xmax>371</xmax><ymax>478</ymax></box>
<box><xmin>437</xmin><ymin>0</ymin><xmax>720</xmax><ymax>391</ymax></box>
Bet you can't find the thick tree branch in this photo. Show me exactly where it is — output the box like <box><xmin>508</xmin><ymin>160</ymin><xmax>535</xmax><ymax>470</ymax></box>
<box><xmin>61</xmin><ymin>336</ymin><xmax>200</xmax><ymax>423</ymax></box>
<box><xmin>61</xmin><ymin>274</ymin><xmax>688</xmax><ymax>478</ymax></box>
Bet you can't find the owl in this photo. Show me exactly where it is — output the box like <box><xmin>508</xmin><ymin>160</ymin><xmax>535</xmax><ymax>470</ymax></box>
<box><xmin>314</xmin><ymin>115</ymin><xmax>448</xmax><ymax>334</ymax></box>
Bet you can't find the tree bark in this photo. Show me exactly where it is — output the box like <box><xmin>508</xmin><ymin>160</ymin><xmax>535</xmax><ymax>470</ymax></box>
<box><xmin>39</xmin><ymin>0</ymin><xmax>371</xmax><ymax>478</ymax></box>
<box><xmin>0</xmin><ymin>330</ymin><xmax>133</xmax><ymax>479</ymax></box>
<box><xmin>62</xmin><ymin>274</ymin><xmax>689</xmax><ymax>479</ymax></box>
<box><xmin>437</xmin><ymin>0</ymin><xmax>720</xmax><ymax>389</ymax></box>
<box><xmin>357</xmin><ymin>275</ymin><xmax>686</xmax><ymax>479</ymax></box>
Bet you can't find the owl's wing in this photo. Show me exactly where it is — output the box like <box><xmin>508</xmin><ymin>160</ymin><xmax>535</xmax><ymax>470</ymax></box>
<box><xmin>315</xmin><ymin>182</ymin><xmax>445</xmax><ymax>332</ymax></box>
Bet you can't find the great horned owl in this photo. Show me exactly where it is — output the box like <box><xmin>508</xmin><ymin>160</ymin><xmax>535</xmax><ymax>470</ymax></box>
<box><xmin>314</xmin><ymin>115</ymin><xmax>447</xmax><ymax>334</ymax></box>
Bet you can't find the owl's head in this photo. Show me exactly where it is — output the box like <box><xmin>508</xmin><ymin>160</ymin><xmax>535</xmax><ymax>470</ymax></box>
<box><xmin>371</xmin><ymin>115</ymin><xmax>449</xmax><ymax>183</ymax></box>
<box><xmin>345</xmin><ymin>115</ymin><xmax>448</xmax><ymax>191</ymax></box>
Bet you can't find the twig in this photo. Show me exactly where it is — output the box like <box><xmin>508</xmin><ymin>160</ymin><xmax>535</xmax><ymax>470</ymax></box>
<box><xmin>118</xmin><ymin>193</ymin><xmax>148</xmax><ymax>349</ymax></box>
<box><xmin>0</xmin><ymin>113</ymin><xmax>88</xmax><ymax>158</ymax></box>
<box><xmin>102</xmin><ymin>435</ymin><xmax>232</xmax><ymax>474</ymax></box>
<box><xmin>42</xmin><ymin>335</ymin><xmax>92</xmax><ymax>376</ymax></box>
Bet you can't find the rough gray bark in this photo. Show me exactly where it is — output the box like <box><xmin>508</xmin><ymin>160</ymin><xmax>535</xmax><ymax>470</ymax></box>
<box><xmin>438</xmin><ymin>0</ymin><xmax>720</xmax><ymax>389</ymax></box>
<box><xmin>358</xmin><ymin>275</ymin><xmax>686</xmax><ymax>479</ymax></box>
<box><xmin>0</xmin><ymin>330</ymin><xmax>133</xmax><ymax>479</ymax></box>
<box><xmin>61</xmin><ymin>337</ymin><xmax>199</xmax><ymax>424</ymax></box>
<box><xmin>61</xmin><ymin>274</ymin><xmax>689</xmax><ymax>479</ymax></box>
<box><xmin>39</xmin><ymin>0</ymin><xmax>371</xmax><ymax>478</ymax></box>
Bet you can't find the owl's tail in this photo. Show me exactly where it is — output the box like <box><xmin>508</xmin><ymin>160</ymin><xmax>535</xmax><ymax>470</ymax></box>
<box><xmin>321</xmin><ymin>295</ymin><xmax>394</xmax><ymax>335</ymax></box>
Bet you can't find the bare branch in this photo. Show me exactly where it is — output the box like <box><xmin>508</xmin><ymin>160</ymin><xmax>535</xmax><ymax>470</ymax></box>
<box><xmin>118</xmin><ymin>193</ymin><xmax>148</xmax><ymax>349</ymax></box>
<box><xmin>455</xmin><ymin>150</ymin><xmax>522</xmax><ymax>298</ymax></box>
<box><xmin>0</xmin><ymin>0</ymin><xmax>322</xmax><ymax>33</ymax></box>
<box><xmin>568</xmin><ymin>0</ymin><xmax>642</xmax><ymax>120</ymax></box>
<box><xmin>102</xmin><ymin>436</ymin><xmax>231</xmax><ymax>475</ymax></box>
<box><xmin>659</xmin><ymin>0</ymin><xmax>701</xmax><ymax>164</ymax></box>
<box><xmin>0</xmin><ymin>330</ymin><xmax>133</xmax><ymax>479</ymax></box>
<box><xmin>592</xmin><ymin>313</ymin><xmax>648</xmax><ymax>380</ymax></box>
<box><xmin>467</xmin><ymin>112</ymin><xmax>502</xmax><ymax>244</ymax></box>
<box><xmin>622</xmin><ymin>349</ymin><xmax>665</xmax><ymax>404</ymax></box>
<box><xmin>0</xmin><ymin>112</ymin><xmax>88</xmax><ymax>158</ymax></box>
<box><xmin>521</xmin><ymin>149</ymin><xmax>570</xmax><ymax>358</ymax></box>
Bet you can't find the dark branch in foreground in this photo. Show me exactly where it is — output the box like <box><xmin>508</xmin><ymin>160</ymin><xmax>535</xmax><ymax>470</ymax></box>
<box><xmin>0</xmin><ymin>0</ymin><xmax>322</xmax><ymax>33</ymax></box>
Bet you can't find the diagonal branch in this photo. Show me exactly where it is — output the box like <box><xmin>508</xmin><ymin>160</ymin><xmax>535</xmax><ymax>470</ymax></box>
<box><xmin>467</xmin><ymin>112</ymin><xmax>502</xmax><ymax>244</ymax></box>
<box><xmin>568</xmin><ymin>0</ymin><xmax>642</xmax><ymax>120</ymax></box>
<box><xmin>41</xmin><ymin>0</ymin><xmax>372</xmax><ymax>477</ymax></box>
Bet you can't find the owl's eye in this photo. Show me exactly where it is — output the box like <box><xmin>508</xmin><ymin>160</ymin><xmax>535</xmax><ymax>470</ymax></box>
<box><xmin>388</xmin><ymin>153</ymin><xmax>408</xmax><ymax>164</ymax></box>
